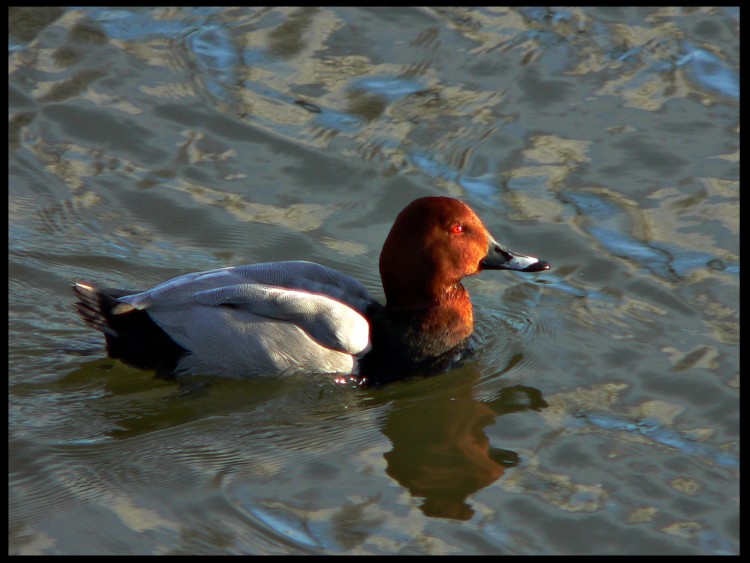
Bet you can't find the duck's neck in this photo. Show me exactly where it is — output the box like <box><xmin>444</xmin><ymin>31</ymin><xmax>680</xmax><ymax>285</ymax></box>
<box><xmin>377</xmin><ymin>283</ymin><xmax>475</xmax><ymax>363</ymax></box>
<box><xmin>359</xmin><ymin>288</ymin><xmax>475</xmax><ymax>384</ymax></box>
<box><xmin>385</xmin><ymin>283</ymin><xmax>474</xmax><ymax>342</ymax></box>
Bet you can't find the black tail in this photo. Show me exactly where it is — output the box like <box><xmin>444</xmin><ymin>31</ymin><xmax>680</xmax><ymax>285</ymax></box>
<box><xmin>72</xmin><ymin>282</ymin><xmax>187</xmax><ymax>375</ymax></box>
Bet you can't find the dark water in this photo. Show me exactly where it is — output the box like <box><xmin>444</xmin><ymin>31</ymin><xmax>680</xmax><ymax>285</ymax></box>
<box><xmin>9</xmin><ymin>7</ymin><xmax>738</xmax><ymax>555</ymax></box>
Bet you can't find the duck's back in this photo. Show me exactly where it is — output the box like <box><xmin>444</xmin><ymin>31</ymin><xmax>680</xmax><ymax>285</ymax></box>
<box><xmin>74</xmin><ymin>261</ymin><xmax>375</xmax><ymax>377</ymax></box>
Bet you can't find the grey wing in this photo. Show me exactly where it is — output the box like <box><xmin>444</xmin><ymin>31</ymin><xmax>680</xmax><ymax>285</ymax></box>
<box><xmin>148</xmin><ymin>303</ymin><xmax>365</xmax><ymax>377</ymax></box>
<box><xmin>119</xmin><ymin>261</ymin><xmax>375</xmax><ymax>315</ymax></box>
<box><xmin>113</xmin><ymin>262</ymin><xmax>375</xmax><ymax>376</ymax></box>
<box><xmin>192</xmin><ymin>283</ymin><xmax>371</xmax><ymax>355</ymax></box>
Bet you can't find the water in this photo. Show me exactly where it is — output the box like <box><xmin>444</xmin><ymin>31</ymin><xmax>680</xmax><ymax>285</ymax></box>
<box><xmin>9</xmin><ymin>6</ymin><xmax>738</xmax><ymax>555</ymax></box>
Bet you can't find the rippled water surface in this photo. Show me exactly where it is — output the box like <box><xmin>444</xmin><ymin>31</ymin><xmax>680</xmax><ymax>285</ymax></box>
<box><xmin>9</xmin><ymin>7</ymin><xmax>738</xmax><ymax>555</ymax></box>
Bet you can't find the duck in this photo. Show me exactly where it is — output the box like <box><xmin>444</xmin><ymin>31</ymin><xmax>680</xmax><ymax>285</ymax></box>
<box><xmin>73</xmin><ymin>197</ymin><xmax>550</xmax><ymax>386</ymax></box>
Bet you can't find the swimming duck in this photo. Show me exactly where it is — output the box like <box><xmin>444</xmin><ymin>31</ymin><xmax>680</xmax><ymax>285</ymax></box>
<box><xmin>73</xmin><ymin>197</ymin><xmax>549</xmax><ymax>385</ymax></box>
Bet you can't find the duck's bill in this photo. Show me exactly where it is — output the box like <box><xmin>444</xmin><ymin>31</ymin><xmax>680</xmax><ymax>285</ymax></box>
<box><xmin>482</xmin><ymin>236</ymin><xmax>551</xmax><ymax>273</ymax></box>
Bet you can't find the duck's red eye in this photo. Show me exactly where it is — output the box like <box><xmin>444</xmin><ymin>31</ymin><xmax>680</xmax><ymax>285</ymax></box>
<box><xmin>450</xmin><ymin>224</ymin><xmax>463</xmax><ymax>234</ymax></box>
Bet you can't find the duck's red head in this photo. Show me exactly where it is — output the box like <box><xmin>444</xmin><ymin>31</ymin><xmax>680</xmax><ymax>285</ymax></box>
<box><xmin>379</xmin><ymin>197</ymin><xmax>549</xmax><ymax>312</ymax></box>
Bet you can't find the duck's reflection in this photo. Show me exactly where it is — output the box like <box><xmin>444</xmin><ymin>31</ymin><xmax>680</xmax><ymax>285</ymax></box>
<box><xmin>377</xmin><ymin>366</ymin><xmax>547</xmax><ymax>520</ymax></box>
<box><xmin>59</xmin><ymin>354</ymin><xmax>547</xmax><ymax>521</ymax></box>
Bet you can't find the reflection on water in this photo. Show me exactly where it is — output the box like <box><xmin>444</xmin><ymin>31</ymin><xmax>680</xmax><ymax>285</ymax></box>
<box><xmin>51</xmin><ymin>354</ymin><xmax>550</xmax><ymax>523</ymax></box>
<box><xmin>382</xmin><ymin>377</ymin><xmax>546</xmax><ymax>520</ymax></box>
<box><xmin>9</xmin><ymin>5</ymin><xmax>738</xmax><ymax>555</ymax></box>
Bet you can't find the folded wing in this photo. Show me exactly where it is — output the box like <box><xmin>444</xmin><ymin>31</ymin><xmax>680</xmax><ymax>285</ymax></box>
<box><xmin>114</xmin><ymin>261</ymin><xmax>375</xmax><ymax>376</ymax></box>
